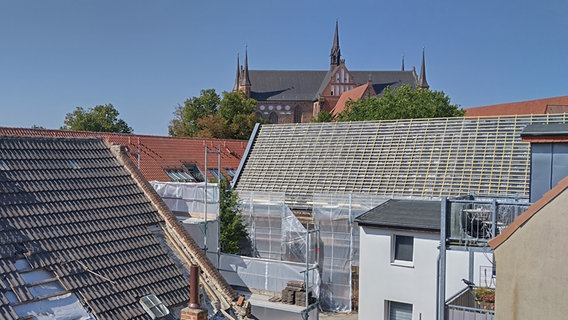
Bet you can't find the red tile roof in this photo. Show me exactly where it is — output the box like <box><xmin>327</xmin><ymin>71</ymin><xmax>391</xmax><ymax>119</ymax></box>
<box><xmin>0</xmin><ymin>127</ymin><xmax>247</xmax><ymax>182</ymax></box>
<box><xmin>465</xmin><ymin>96</ymin><xmax>568</xmax><ymax>117</ymax></box>
<box><xmin>489</xmin><ymin>176</ymin><xmax>568</xmax><ymax>250</ymax></box>
<box><xmin>331</xmin><ymin>82</ymin><xmax>375</xmax><ymax>116</ymax></box>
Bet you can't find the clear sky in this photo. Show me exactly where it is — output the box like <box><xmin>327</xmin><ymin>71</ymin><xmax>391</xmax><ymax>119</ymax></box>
<box><xmin>1</xmin><ymin>1</ymin><xmax>567</xmax><ymax>136</ymax></box>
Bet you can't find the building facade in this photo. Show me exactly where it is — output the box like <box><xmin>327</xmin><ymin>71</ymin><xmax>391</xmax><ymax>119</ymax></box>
<box><xmin>233</xmin><ymin>21</ymin><xmax>427</xmax><ymax>124</ymax></box>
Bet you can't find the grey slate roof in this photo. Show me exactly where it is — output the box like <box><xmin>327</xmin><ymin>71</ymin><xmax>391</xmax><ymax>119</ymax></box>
<box><xmin>0</xmin><ymin>136</ymin><xmax>189</xmax><ymax>319</ymax></box>
<box><xmin>355</xmin><ymin>199</ymin><xmax>441</xmax><ymax>232</ymax></box>
<box><xmin>521</xmin><ymin>123</ymin><xmax>568</xmax><ymax>136</ymax></box>
<box><xmin>249</xmin><ymin>70</ymin><xmax>417</xmax><ymax>102</ymax></box>
<box><xmin>234</xmin><ymin>114</ymin><xmax>568</xmax><ymax>207</ymax></box>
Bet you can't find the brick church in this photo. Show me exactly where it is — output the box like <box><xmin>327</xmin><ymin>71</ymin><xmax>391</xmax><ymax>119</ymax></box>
<box><xmin>233</xmin><ymin>21</ymin><xmax>429</xmax><ymax>124</ymax></box>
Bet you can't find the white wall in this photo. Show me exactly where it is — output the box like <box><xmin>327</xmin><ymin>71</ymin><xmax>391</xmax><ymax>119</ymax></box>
<box><xmin>358</xmin><ymin>226</ymin><xmax>494</xmax><ymax>320</ymax></box>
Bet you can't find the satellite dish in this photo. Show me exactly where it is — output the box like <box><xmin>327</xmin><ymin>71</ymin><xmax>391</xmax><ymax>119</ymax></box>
<box><xmin>139</xmin><ymin>294</ymin><xmax>170</xmax><ymax>319</ymax></box>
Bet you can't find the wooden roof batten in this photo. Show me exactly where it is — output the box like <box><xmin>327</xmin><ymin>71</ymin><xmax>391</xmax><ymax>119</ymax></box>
<box><xmin>234</xmin><ymin>114</ymin><xmax>568</xmax><ymax>208</ymax></box>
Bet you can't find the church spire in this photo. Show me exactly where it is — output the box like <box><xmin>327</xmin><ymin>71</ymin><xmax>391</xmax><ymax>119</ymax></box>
<box><xmin>401</xmin><ymin>54</ymin><xmax>405</xmax><ymax>71</ymax></box>
<box><xmin>239</xmin><ymin>46</ymin><xmax>252</xmax><ymax>96</ymax></box>
<box><xmin>233</xmin><ymin>53</ymin><xmax>240</xmax><ymax>92</ymax></box>
<box><xmin>330</xmin><ymin>19</ymin><xmax>341</xmax><ymax>69</ymax></box>
<box><xmin>418</xmin><ymin>47</ymin><xmax>429</xmax><ymax>89</ymax></box>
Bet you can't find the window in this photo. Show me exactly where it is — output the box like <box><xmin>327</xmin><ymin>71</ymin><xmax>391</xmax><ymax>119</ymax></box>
<box><xmin>164</xmin><ymin>169</ymin><xmax>195</xmax><ymax>182</ymax></box>
<box><xmin>183</xmin><ymin>164</ymin><xmax>204</xmax><ymax>182</ymax></box>
<box><xmin>294</xmin><ymin>106</ymin><xmax>302</xmax><ymax>123</ymax></box>
<box><xmin>393</xmin><ymin>235</ymin><xmax>413</xmax><ymax>263</ymax></box>
<box><xmin>269</xmin><ymin>112</ymin><xmax>278</xmax><ymax>124</ymax></box>
<box><xmin>387</xmin><ymin>301</ymin><xmax>412</xmax><ymax>320</ymax></box>
<box><xmin>209</xmin><ymin>168</ymin><xmax>224</xmax><ymax>181</ymax></box>
<box><xmin>225</xmin><ymin>168</ymin><xmax>237</xmax><ymax>178</ymax></box>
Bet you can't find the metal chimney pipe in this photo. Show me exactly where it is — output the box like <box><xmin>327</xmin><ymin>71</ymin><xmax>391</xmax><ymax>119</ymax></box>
<box><xmin>189</xmin><ymin>264</ymin><xmax>200</xmax><ymax>309</ymax></box>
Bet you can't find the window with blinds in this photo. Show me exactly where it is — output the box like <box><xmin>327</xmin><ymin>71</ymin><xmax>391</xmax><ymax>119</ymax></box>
<box><xmin>388</xmin><ymin>301</ymin><xmax>413</xmax><ymax>320</ymax></box>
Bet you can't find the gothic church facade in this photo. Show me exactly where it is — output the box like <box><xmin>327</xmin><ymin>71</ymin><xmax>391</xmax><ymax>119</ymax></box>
<box><xmin>233</xmin><ymin>21</ymin><xmax>429</xmax><ymax>124</ymax></box>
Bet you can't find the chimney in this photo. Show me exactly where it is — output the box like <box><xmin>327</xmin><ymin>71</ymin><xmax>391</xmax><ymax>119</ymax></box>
<box><xmin>181</xmin><ymin>264</ymin><xmax>208</xmax><ymax>320</ymax></box>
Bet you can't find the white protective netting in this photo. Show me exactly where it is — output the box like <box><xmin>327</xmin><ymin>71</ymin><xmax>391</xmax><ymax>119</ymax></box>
<box><xmin>239</xmin><ymin>191</ymin><xmax>316</xmax><ymax>263</ymax></box>
<box><xmin>150</xmin><ymin>181</ymin><xmax>219</xmax><ymax>217</ymax></box>
<box><xmin>312</xmin><ymin>193</ymin><xmax>388</xmax><ymax>312</ymax></box>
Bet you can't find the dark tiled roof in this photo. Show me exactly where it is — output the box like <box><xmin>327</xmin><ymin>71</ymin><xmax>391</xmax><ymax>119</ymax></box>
<box><xmin>355</xmin><ymin>199</ymin><xmax>441</xmax><ymax>232</ymax></box>
<box><xmin>249</xmin><ymin>70</ymin><xmax>328</xmax><ymax>101</ymax></box>
<box><xmin>0</xmin><ymin>136</ymin><xmax>190</xmax><ymax>319</ymax></box>
<box><xmin>521</xmin><ymin>123</ymin><xmax>568</xmax><ymax>136</ymax></box>
<box><xmin>0</xmin><ymin>127</ymin><xmax>247</xmax><ymax>182</ymax></box>
<box><xmin>249</xmin><ymin>70</ymin><xmax>417</xmax><ymax>102</ymax></box>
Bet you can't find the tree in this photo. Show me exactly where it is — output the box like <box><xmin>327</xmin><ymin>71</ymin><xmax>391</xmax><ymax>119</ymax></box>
<box><xmin>219</xmin><ymin>180</ymin><xmax>248</xmax><ymax>254</ymax></box>
<box><xmin>169</xmin><ymin>89</ymin><xmax>220</xmax><ymax>137</ymax></box>
<box><xmin>311</xmin><ymin>110</ymin><xmax>334</xmax><ymax>123</ymax></box>
<box><xmin>337</xmin><ymin>85</ymin><xmax>464</xmax><ymax>122</ymax></box>
<box><xmin>62</xmin><ymin>104</ymin><xmax>133</xmax><ymax>133</ymax></box>
<box><xmin>169</xmin><ymin>89</ymin><xmax>263</xmax><ymax>139</ymax></box>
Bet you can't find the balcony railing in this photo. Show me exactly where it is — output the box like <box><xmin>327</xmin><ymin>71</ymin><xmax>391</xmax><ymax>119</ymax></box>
<box><xmin>445</xmin><ymin>196</ymin><xmax>530</xmax><ymax>246</ymax></box>
<box><xmin>446</xmin><ymin>287</ymin><xmax>495</xmax><ymax>320</ymax></box>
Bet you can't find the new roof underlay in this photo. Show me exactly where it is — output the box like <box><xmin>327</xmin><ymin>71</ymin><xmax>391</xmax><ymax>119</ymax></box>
<box><xmin>234</xmin><ymin>114</ymin><xmax>568</xmax><ymax>207</ymax></box>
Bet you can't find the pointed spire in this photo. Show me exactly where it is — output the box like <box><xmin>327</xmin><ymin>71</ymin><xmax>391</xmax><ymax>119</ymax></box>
<box><xmin>240</xmin><ymin>46</ymin><xmax>251</xmax><ymax>87</ymax></box>
<box><xmin>401</xmin><ymin>54</ymin><xmax>405</xmax><ymax>71</ymax></box>
<box><xmin>418</xmin><ymin>47</ymin><xmax>429</xmax><ymax>89</ymax></box>
<box><xmin>233</xmin><ymin>52</ymin><xmax>240</xmax><ymax>92</ymax></box>
<box><xmin>330</xmin><ymin>19</ymin><xmax>341</xmax><ymax>68</ymax></box>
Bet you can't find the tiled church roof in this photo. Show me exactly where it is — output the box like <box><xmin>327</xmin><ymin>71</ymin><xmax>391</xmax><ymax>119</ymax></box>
<box><xmin>0</xmin><ymin>136</ymin><xmax>190</xmax><ymax>319</ymax></box>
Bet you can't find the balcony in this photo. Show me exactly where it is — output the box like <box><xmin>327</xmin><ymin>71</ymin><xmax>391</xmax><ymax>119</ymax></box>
<box><xmin>446</xmin><ymin>286</ymin><xmax>495</xmax><ymax>320</ymax></box>
<box><xmin>445</xmin><ymin>196</ymin><xmax>530</xmax><ymax>247</ymax></box>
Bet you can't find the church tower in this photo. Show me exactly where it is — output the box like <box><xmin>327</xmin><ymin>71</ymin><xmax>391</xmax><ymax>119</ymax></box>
<box><xmin>330</xmin><ymin>20</ymin><xmax>341</xmax><ymax>69</ymax></box>
<box><xmin>233</xmin><ymin>47</ymin><xmax>252</xmax><ymax>97</ymax></box>
<box><xmin>418</xmin><ymin>48</ymin><xmax>429</xmax><ymax>89</ymax></box>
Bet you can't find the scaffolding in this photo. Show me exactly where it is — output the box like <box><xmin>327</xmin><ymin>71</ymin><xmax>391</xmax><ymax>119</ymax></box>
<box><xmin>438</xmin><ymin>196</ymin><xmax>531</xmax><ymax>320</ymax></box>
<box><xmin>236</xmin><ymin>114</ymin><xmax>568</xmax><ymax>207</ymax></box>
<box><xmin>312</xmin><ymin>193</ymin><xmax>388</xmax><ymax>312</ymax></box>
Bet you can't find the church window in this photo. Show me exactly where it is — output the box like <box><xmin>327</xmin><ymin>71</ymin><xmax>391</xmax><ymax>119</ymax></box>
<box><xmin>294</xmin><ymin>106</ymin><xmax>302</xmax><ymax>123</ymax></box>
<box><xmin>269</xmin><ymin>112</ymin><xmax>278</xmax><ymax>124</ymax></box>
<box><xmin>340</xmin><ymin>69</ymin><xmax>345</xmax><ymax>83</ymax></box>
<box><xmin>335</xmin><ymin>73</ymin><xmax>339</xmax><ymax>82</ymax></box>
<box><xmin>255</xmin><ymin>112</ymin><xmax>263</xmax><ymax>119</ymax></box>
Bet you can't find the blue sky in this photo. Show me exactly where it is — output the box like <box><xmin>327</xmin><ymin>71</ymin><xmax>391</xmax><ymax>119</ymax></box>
<box><xmin>1</xmin><ymin>1</ymin><xmax>567</xmax><ymax>136</ymax></box>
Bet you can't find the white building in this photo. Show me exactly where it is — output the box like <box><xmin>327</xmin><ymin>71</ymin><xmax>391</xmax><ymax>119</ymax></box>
<box><xmin>356</xmin><ymin>199</ymin><xmax>492</xmax><ymax>320</ymax></box>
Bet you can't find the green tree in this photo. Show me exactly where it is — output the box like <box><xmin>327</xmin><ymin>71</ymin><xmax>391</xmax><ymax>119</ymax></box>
<box><xmin>311</xmin><ymin>110</ymin><xmax>334</xmax><ymax>123</ymax></box>
<box><xmin>337</xmin><ymin>85</ymin><xmax>464</xmax><ymax>121</ymax></box>
<box><xmin>169</xmin><ymin>89</ymin><xmax>263</xmax><ymax>139</ymax></box>
<box><xmin>219</xmin><ymin>180</ymin><xmax>248</xmax><ymax>254</ymax></box>
<box><xmin>61</xmin><ymin>104</ymin><xmax>133</xmax><ymax>133</ymax></box>
<box><xmin>169</xmin><ymin>89</ymin><xmax>221</xmax><ymax>137</ymax></box>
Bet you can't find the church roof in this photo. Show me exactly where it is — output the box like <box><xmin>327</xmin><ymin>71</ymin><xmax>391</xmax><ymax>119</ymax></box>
<box><xmin>249</xmin><ymin>70</ymin><xmax>328</xmax><ymax>101</ymax></box>
<box><xmin>249</xmin><ymin>69</ymin><xmax>417</xmax><ymax>102</ymax></box>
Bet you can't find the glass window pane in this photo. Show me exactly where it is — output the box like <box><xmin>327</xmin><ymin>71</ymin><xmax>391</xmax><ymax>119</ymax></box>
<box><xmin>394</xmin><ymin>235</ymin><xmax>413</xmax><ymax>262</ymax></box>
<box><xmin>389</xmin><ymin>301</ymin><xmax>412</xmax><ymax>320</ymax></box>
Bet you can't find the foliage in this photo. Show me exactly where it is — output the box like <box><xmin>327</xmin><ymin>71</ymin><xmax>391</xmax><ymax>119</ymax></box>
<box><xmin>169</xmin><ymin>89</ymin><xmax>263</xmax><ymax>139</ymax></box>
<box><xmin>337</xmin><ymin>85</ymin><xmax>464</xmax><ymax>121</ymax></box>
<box><xmin>473</xmin><ymin>287</ymin><xmax>495</xmax><ymax>310</ymax></box>
<box><xmin>169</xmin><ymin>88</ymin><xmax>220</xmax><ymax>137</ymax></box>
<box><xmin>311</xmin><ymin>110</ymin><xmax>334</xmax><ymax>123</ymax></box>
<box><xmin>219</xmin><ymin>179</ymin><xmax>248</xmax><ymax>254</ymax></box>
<box><xmin>61</xmin><ymin>104</ymin><xmax>133</xmax><ymax>133</ymax></box>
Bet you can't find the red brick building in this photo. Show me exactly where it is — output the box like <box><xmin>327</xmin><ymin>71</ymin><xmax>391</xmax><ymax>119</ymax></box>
<box><xmin>233</xmin><ymin>21</ymin><xmax>427</xmax><ymax>124</ymax></box>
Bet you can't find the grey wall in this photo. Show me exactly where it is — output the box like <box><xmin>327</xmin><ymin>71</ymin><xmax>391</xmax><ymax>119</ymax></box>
<box><xmin>530</xmin><ymin>143</ymin><xmax>568</xmax><ymax>202</ymax></box>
